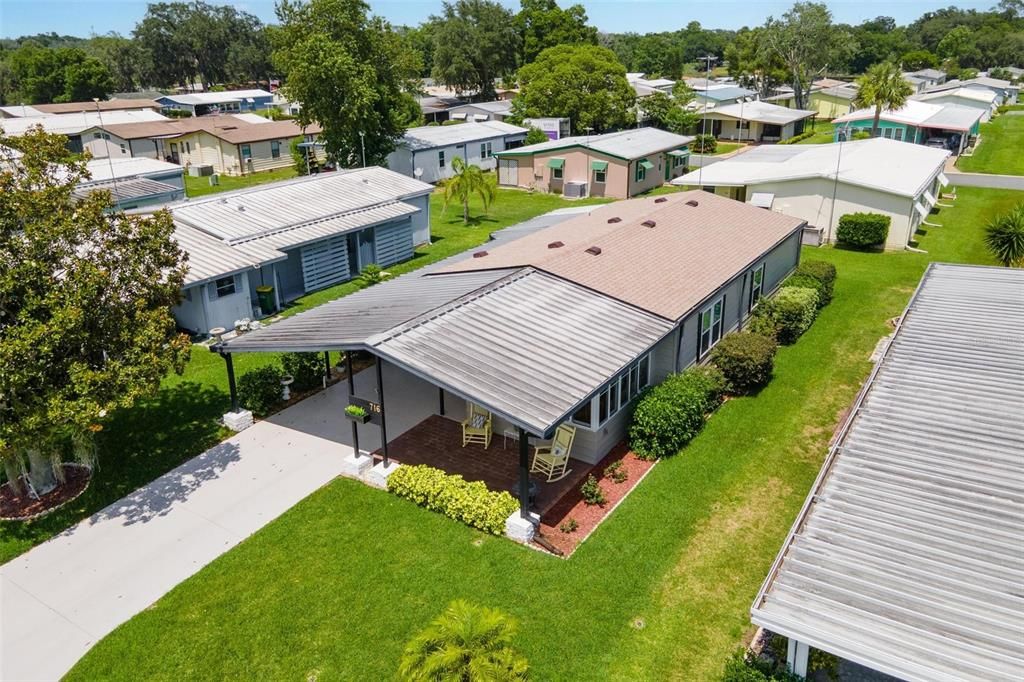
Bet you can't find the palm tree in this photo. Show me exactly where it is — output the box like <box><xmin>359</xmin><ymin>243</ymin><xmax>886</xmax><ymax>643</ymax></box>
<box><xmin>399</xmin><ymin>600</ymin><xmax>529</xmax><ymax>681</ymax></box>
<box><xmin>984</xmin><ymin>203</ymin><xmax>1024</xmax><ymax>267</ymax></box>
<box><xmin>444</xmin><ymin>156</ymin><xmax>496</xmax><ymax>225</ymax></box>
<box><xmin>854</xmin><ymin>62</ymin><xmax>915</xmax><ymax>138</ymax></box>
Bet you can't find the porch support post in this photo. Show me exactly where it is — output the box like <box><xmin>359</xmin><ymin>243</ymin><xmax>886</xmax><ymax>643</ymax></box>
<box><xmin>786</xmin><ymin>638</ymin><xmax>809</xmax><ymax>678</ymax></box>
<box><xmin>346</xmin><ymin>352</ymin><xmax>360</xmax><ymax>458</ymax></box>
<box><xmin>518</xmin><ymin>428</ymin><xmax>530</xmax><ymax>519</ymax></box>
<box><xmin>223</xmin><ymin>352</ymin><xmax>239</xmax><ymax>413</ymax></box>
<box><xmin>323</xmin><ymin>351</ymin><xmax>331</xmax><ymax>387</ymax></box>
<box><xmin>376</xmin><ymin>356</ymin><xmax>389</xmax><ymax>465</ymax></box>
<box><xmin>438</xmin><ymin>387</ymin><xmax>446</xmax><ymax>416</ymax></box>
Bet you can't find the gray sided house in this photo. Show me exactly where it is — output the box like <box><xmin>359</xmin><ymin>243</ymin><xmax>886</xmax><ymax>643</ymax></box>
<box><xmin>387</xmin><ymin>121</ymin><xmax>528</xmax><ymax>183</ymax></box>
<box><xmin>168</xmin><ymin>167</ymin><xmax>433</xmax><ymax>334</ymax></box>
<box><xmin>221</xmin><ymin>191</ymin><xmax>805</xmax><ymax>475</ymax></box>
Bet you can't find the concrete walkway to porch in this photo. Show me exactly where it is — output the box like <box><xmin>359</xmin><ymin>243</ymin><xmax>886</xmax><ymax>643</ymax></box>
<box><xmin>0</xmin><ymin>362</ymin><xmax>437</xmax><ymax>681</ymax></box>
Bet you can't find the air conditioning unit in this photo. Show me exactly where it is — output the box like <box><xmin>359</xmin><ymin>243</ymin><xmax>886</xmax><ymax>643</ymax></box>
<box><xmin>189</xmin><ymin>164</ymin><xmax>215</xmax><ymax>177</ymax></box>
<box><xmin>564</xmin><ymin>181</ymin><xmax>588</xmax><ymax>198</ymax></box>
<box><xmin>208</xmin><ymin>174</ymin><xmax>220</xmax><ymax>186</ymax></box>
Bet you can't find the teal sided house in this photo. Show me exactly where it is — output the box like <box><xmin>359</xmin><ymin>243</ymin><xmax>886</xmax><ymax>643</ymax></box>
<box><xmin>832</xmin><ymin>100</ymin><xmax>982</xmax><ymax>155</ymax></box>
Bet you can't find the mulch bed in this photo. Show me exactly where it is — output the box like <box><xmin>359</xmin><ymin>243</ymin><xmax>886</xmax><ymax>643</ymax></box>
<box><xmin>0</xmin><ymin>464</ymin><xmax>93</xmax><ymax>521</ymax></box>
<box><xmin>534</xmin><ymin>442</ymin><xmax>655</xmax><ymax>557</ymax></box>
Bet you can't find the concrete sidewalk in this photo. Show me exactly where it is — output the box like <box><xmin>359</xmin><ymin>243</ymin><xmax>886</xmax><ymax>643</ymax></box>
<box><xmin>944</xmin><ymin>156</ymin><xmax>1024</xmax><ymax>190</ymax></box>
<box><xmin>0</xmin><ymin>362</ymin><xmax>438</xmax><ymax>681</ymax></box>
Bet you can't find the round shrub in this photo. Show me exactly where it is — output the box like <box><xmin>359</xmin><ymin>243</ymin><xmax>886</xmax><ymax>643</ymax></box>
<box><xmin>836</xmin><ymin>212</ymin><xmax>890</xmax><ymax>248</ymax></box>
<box><xmin>786</xmin><ymin>273</ymin><xmax>828</xmax><ymax>309</ymax></box>
<box><xmin>238</xmin><ymin>365</ymin><xmax>283</xmax><ymax>416</ymax></box>
<box><xmin>281</xmin><ymin>352</ymin><xmax>325</xmax><ymax>391</ymax></box>
<box><xmin>709</xmin><ymin>332</ymin><xmax>778</xmax><ymax>393</ymax></box>
<box><xmin>768</xmin><ymin>286</ymin><xmax>819</xmax><ymax>344</ymax></box>
<box><xmin>628</xmin><ymin>365</ymin><xmax>726</xmax><ymax>460</ymax></box>
<box><xmin>794</xmin><ymin>260</ymin><xmax>836</xmax><ymax>306</ymax></box>
<box><xmin>746</xmin><ymin>308</ymin><xmax>779</xmax><ymax>341</ymax></box>
<box><xmin>692</xmin><ymin>133</ymin><xmax>718</xmax><ymax>153</ymax></box>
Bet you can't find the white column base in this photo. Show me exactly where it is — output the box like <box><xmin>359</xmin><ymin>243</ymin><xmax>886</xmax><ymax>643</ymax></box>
<box><xmin>505</xmin><ymin>511</ymin><xmax>540</xmax><ymax>543</ymax></box>
<box><xmin>364</xmin><ymin>460</ymin><xmax>401</xmax><ymax>489</ymax></box>
<box><xmin>222</xmin><ymin>409</ymin><xmax>253</xmax><ymax>432</ymax></box>
<box><xmin>339</xmin><ymin>452</ymin><xmax>374</xmax><ymax>479</ymax></box>
<box><xmin>787</xmin><ymin>638</ymin><xmax>809</xmax><ymax>678</ymax></box>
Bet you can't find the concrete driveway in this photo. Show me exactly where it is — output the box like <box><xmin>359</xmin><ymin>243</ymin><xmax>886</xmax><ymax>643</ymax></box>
<box><xmin>0</xmin><ymin>361</ymin><xmax>438</xmax><ymax>681</ymax></box>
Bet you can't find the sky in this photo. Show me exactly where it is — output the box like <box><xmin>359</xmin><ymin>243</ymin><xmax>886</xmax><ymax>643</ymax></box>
<box><xmin>0</xmin><ymin>0</ymin><xmax>999</xmax><ymax>39</ymax></box>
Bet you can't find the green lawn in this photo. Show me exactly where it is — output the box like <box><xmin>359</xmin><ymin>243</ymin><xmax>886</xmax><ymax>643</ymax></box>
<box><xmin>64</xmin><ymin>187</ymin><xmax>1020</xmax><ymax>680</ymax></box>
<box><xmin>0</xmin><ymin>187</ymin><xmax>610</xmax><ymax>564</ymax></box>
<box><xmin>956</xmin><ymin>112</ymin><xmax>1024</xmax><ymax>175</ymax></box>
<box><xmin>184</xmin><ymin>166</ymin><xmax>299</xmax><ymax>197</ymax></box>
<box><xmin>710</xmin><ymin>142</ymin><xmax>744</xmax><ymax>155</ymax></box>
<box><xmin>795</xmin><ymin>129</ymin><xmax>836</xmax><ymax>144</ymax></box>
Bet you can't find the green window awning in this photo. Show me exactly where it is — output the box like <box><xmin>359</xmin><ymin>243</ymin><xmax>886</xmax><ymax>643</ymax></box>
<box><xmin>546</xmin><ymin>158</ymin><xmax>565</xmax><ymax>169</ymax></box>
<box><xmin>668</xmin><ymin>148</ymin><xmax>690</xmax><ymax>157</ymax></box>
<box><xmin>639</xmin><ymin>159</ymin><xmax>655</xmax><ymax>171</ymax></box>
<box><xmin>590</xmin><ymin>160</ymin><xmax>608</xmax><ymax>171</ymax></box>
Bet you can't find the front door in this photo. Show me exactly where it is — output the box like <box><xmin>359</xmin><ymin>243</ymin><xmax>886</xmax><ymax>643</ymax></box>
<box><xmin>169</xmin><ymin>142</ymin><xmax>180</xmax><ymax>164</ymax></box>
<box><xmin>498</xmin><ymin>158</ymin><xmax>518</xmax><ymax>186</ymax></box>
<box><xmin>358</xmin><ymin>229</ymin><xmax>376</xmax><ymax>269</ymax></box>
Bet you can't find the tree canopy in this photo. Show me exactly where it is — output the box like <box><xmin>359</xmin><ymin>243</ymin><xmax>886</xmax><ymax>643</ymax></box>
<box><xmin>0</xmin><ymin>127</ymin><xmax>190</xmax><ymax>495</ymax></box>
<box><xmin>639</xmin><ymin>83</ymin><xmax>699</xmax><ymax>134</ymax></box>
<box><xmin>431</xmin><ymin>0</ymin><xmax>520</xmax><ymax>98</ymax></box>
<box><xmin>853</xmin><ymin>61</ymin><xmax>915</xmax><ymax>137</ymax></box>
<box><xmin>272</xmin><ymin>0</ymin><xmax>419</xmax><ymax>166</ymax></box>
<box><xmin>514</xmin><ymin>44</ymin><xmax>636</xmax><ymax>135</ymax></box>
<box><xmin>516</xmin><ymin>0</ymin><xmax>598</xmax><ymax>63</ymax></box>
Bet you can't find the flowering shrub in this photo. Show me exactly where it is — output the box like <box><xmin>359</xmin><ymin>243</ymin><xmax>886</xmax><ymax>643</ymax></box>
<box><xmin>387</xmin><ymin>464</ymin><xmax>519</xmax><ymax>535</ymax></box>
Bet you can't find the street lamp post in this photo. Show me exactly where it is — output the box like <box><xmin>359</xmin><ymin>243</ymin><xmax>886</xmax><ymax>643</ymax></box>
<box><xmin>358</xmin><ymin>131</ymin><xmax>366</xmax><ymax>168</ymax></box>
<box><xmin>696</xmin><ymin>55</ymin><xmax>718</xmax><ymax>188</ymax></box>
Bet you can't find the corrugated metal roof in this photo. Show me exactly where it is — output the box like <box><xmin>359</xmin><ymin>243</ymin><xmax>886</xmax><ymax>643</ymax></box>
<box><xmin>752</xmin><ymin>263</ymin><xmax>1024</xmax><ymax>682</ymax></box>
<box><xmin>171</xmin><ymin>167</ymin><xmax>432</xmax><ymax>244</ymax></box>
<box><xmin>172</xmin><ymin>224</ymin><xmax>286</xmax><ymax>286</ymax></box>
<box><xmin>402</xmin><ymin>121</ymin><xmax>527</xmax><ymax>150</ymax></box>
<box><xmin>497</xmin><ymin>127</ymin><xmax>693</xmax><ymax>161</ymax></box>
<box><xmin>241</xmin><ymin>201</ymin><xmax>418</xmax><ymax>250</ymax></box>
<box><xmin>705</xmin><ymin>101</ymin><xmax>816</xmax><ymax>125</ymax></box>
<box><xmin>0</xmin><ymin>110</ymin><xmax>169</xmax><ymax>136</ymax></box>
<box><xmin>73</xmin><ymin>177</ymin><xmax>181</xmax><ymax>202</ymax></box>
<box><xmin>373</xmin><ymin>269</ymin><xmax>674</xmax><ymax>434</ymax></box>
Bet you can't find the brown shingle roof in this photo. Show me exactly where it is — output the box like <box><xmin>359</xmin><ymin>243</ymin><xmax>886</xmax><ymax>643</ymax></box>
<box><xmin>33</xmin><ymin>98</ymin><xmax>161</xmax><ymax>114</ymax></box>
<box><xmin>101</xmin><ymin>116</ymin><xmax>322</xmax><ymax>144</ymax></box>
<box><xmin>438</xmin><ymin>190</ymin><xmax>806</xmax><ymax>321</ymax></box>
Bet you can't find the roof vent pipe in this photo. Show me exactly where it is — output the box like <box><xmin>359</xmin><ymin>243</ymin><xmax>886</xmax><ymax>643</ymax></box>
<box><xmin>686</xmin><ymin>200</ymin><xmax>699</xmax><ymax>207</ymax></box>
<box><xmin>585</xmin><ymin>246</ymin><xmax>602</xmax><ymax>256</ymax></box>
<box><xmin>642</xmin><ymin>220</ymin><xmax>656</xmax><ymax>228</ymax></box>
<box><xmin>547</xmin><ymin>241</ymin><xmax>564</xmax><ymax>249</ymax></box>
<box><xmin>607</xmin><ymin>217</ymin><xmax>621</xmax><ymax>223</ymax></box>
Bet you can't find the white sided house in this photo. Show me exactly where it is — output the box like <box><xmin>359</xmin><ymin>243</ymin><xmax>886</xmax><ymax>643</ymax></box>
<box><xmin>74</xmin><ymin>157</ymin><xmax>186</xmax><ymax>210</ymax></box>
<box><xmin>386</xmin><ymin>121</ymin><xmax>528</xmax><ymax>183</ymax></box>
<box><xmin>702</xmin><ymin>101</ymin><xmax>816</xmax><ymax>142</ymax></box>
<box><xmin>167</xmin><ymin>167</ymin><xmax>433</xmax><ymax>335</ymax></box>
<box><xmin>673</xmin><ymin>138</ymin><xmax>950</xmax><ymax>250</ymax></box>
<box><xmin>911</xmin><ymin>87</ymin><xmax>999</xmax><ymax>122</ymax></box>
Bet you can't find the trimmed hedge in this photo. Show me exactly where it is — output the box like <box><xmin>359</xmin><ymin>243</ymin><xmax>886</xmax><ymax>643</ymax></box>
<box><xmin>794</xmin><ymin>260</ymin><xmax>836</xmax><ymax>306</ymax></box>
<box><xmin>238</xmin><ymin>365</ymin><xmax>283</xmax><ymax>416</ymax></box>
<box><xmin>836</xmin><ymin>212</ymin><xmax>890</xmax><ymax>248</ymax></box>
<box><xmin>786</xmin><ymin>274</ymin><xmax>828</xmax><ymax>309</ymax></box>
<box><xmin>764</xmin><ymin>286</ymin><xmax>819</xmax><ymax>344</ymax></box>
<box><xmin>387</xmin><ymin>464</ymin><xmax>519</xmax><ymax>535</ymax></box>
<box><xmin>628</xmin><ymin>365</ymin><xmax>726</xmax><ymax>461</ymax></box>
<box><xmin>282</xmin><ymin>352</ymin><xmax>324</xmax><ymax>391</ymax></box>
<box><xmin>709</xmin><ymin>332</ymin><xmax>778</xmax><ymax>392</ymax></box>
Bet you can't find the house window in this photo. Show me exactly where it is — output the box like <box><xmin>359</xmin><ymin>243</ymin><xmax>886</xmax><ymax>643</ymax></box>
<box><xmin>271</xmin><ymin>140</ymin><xmax>281</xmax><ymax>158</ymax></box>
<box><xmin>480</xmin><ymin>141</ymin><xmax>492</xmax><ymax>158</ymax></box>
<box><xmin>698</xmin><ymin>296</ymin><xmax>725</xmax><ymax>357</ymax></box>
<box><xmin>571</xmin><ymin>354</ymin><xmax>651</xmax><ymax>430</ymax></box>
<box><xmin>748</xmin><ymin>263</ymin><xmax>765</xmax><ymax>311</ymax></box>
<box><xmin>185</xmin><ymin>141</ymin><xmax>191</xmax><ymax>154</ymax></box>
<box><xmin>553</xmin><ymin>166</ymin><xmax>563</xmax><ymax>180</ymax></box>
<box><xmin>438</xmin><ymin>150</ymin><xmax>446</xmax><ymax>168</ymax></box>
<box><xmin>594</xmin><ymin>168</ymin><xmax>606</xmax><ymax>183</ymax></box>
<box><xmin>893</xmin><ymin>128</ymin><xmax>904</xmax><ymax>141</ymax></box>
<box><xmin>213</xmin><ymin>276</ymin><xmax>237</xmax><ymax>298</ymax></box>
<box><xmin>636</xmin><ymin>160</ymin><xmax>647</xmax><ymax>182</ymax></box>
<box><xmin>738</xmin><ymin>119</ymin><xmax>750</xmax><ymax>130</ymax></box>
<box><xmin>241</xmin><ymin>144</ymin><xmax>252</xmax><ymax>160</ymax></box>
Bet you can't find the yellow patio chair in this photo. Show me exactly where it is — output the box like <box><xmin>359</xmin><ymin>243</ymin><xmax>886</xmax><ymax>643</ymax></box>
<box><xmin>461</xmin><ymin>403</ymin><xmax>492</xmax><ymax>448</ymax></box>
<box><xmin>531</xmin><ymin>423</ymin><xmax>576</xmax><ymax>482</ymax></box>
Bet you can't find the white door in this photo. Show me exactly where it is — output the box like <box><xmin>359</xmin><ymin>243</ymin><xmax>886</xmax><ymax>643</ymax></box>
<box><xmin>498</xmin><ymin>158</ymin><xmax>518</xmax><ymax>186</ymax></box>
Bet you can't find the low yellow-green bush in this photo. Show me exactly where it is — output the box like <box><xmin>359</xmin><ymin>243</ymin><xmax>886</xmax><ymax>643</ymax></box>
<box><xmin>387</xmin><ymin>464</ymin><xmax>519</xmax><ymax>535</ymax></box>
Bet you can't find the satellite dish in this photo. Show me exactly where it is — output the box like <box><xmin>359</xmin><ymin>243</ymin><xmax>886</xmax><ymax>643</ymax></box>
<box><xmin>413</xmin><ymin>168</ymin><xmax>423</xmax><ymax>178</ymax></box>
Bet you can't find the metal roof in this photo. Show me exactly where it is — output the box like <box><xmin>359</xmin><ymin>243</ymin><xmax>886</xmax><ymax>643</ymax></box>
<box><xmin>159</xmin><ymin>89</ymin><xmax>272</xmax><ymax>106</ymax></box>
<box><xmin>84</xmin><ymin>157</ymin><xmax>183</xmax><ymax>182</ymax></box>
<box><xmin>496</xmin><ymin>127</ymin><xmax>694</xmax><ymax>161</ymax></box>
<box><xmin>703</xmin><ymin>101</ymin><xmax>816</xmax><ymax>125</ymax></box>
<box><xmin>401</xmin><ymin>121</ymin><xmax>527</xmax><ymax>151</ymax></box>
<box><xmin>172</xmin><ymin>224</ymin><xmax>286</xmax><ymax>287</ymax></box>
<box><xmin>237</xmin><ymin>201</ymin><xmax>419</xmax><ymax>251</ymax></box>
<box><xmin>0</xmin><ymin>110</ymin><xmax>169</xmax><ymax>137</ymax></box>
<box><xmin>697</xmin><ymin>86</ymin><xmax>757</xmax><ymax>101</ymax></box>
<box><xmin>752</xmin><ymin>263</ymin><xmax>1024</xmax><ymax>682</ymax></box>
<box><xmin>373</xmin><ymin>268</ymin><xmax>674</xmax><ymax>435</ymax></box>
<box><xmin>833</xmin><ymin>100</ymin><xmax>982</xmax><ymax>131</ymax></box>
<box><xmin>73</xmin><ymin>177</ymin><xmax>181</xmax><ymax>203</ymax></box>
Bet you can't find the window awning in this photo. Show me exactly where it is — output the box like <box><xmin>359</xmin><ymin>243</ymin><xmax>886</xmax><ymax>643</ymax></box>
<box><xmin>472</xmin><ymin>114</ymin><xmax>489</xmax><ymax>121</ymax></box>
<box><xmin>450</xmin><ymin>112</ymin><xmax>467</xmax><ymax>120</ymax></box>
<box><xmin>750</xmin><ymin>192</ymin><xmax>775</xmax><ymax>209</ymax></box>
<box><xmin>639</xmin><ymin>159</ymin><xmax>655</xmax><ymax>171</ymax></box>
<box><xmin>590</xmin><ymin>160</ymin><xmax>608</xmax><ymax>171</ymax></box>
<box><xmin>914</xmin><ymin>200</ymin><xmax>929</xmax><ymax>219</ymax></box>
<box><xmin>668</xmin><ymin>148</ymin><xmax>690</xmax><ymax>157</ymax></box>
<box><xmin>922</xmin><ymin>190</ymin><xmax>937</xmax><ymax>207</ymax></box>
<box><xmin>547</xmin><ymin>158</ymin><xmax>565</xmax><ymax>169</ymax></box>
<box><xmin>937</xmin><ymin>172</ymin><xmax>950</xmax><ymax>187</ymax></box>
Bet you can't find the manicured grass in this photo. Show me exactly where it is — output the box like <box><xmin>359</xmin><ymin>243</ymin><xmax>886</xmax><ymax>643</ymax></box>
<box><xmin>184</xmin><ymin>166</ymin><xmax>299</xmax><ymax>197</ymax></box>
<box><xmin>66</xmin><ymin>187</ymin><xmax>1021</xmax><ymax>679</ymax></box>
<box><xmin>0</xmin><ymin>187</ymin><xmax>609</xmax><ymax>564</ymax></box>
<box><xmin>710</xmin><ymin>142</ymin><xmax>744</xmax><ymax>155</ymax></box>
<box><xmin>957</xmin><ymin>113</ymin><xmax>1024</xmax><ymax>175</ymax></box>
<box><xmin>795</xmin><ymin>129</ymin><xmax>836</xmax><ymax>144</ymax></box>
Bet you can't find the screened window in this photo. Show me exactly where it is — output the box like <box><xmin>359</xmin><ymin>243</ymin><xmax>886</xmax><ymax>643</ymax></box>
<box><xmin>594</xmin><ymin>169</ymin><xmax>606</xmax><ymax>183</ymax></box>
<box><xmin>748</xmin><ymin>263</ymin><xmax>765</xmax><ymax>311</ymax></box>
<box><xmin>893</xmin><ymin>128</ymin><xmax>904</xmax><ymax>141</ymax></box>
<box><xmin>213</xmin><ymin>276</ymin><xmax>237</xmax><ymax>298</ymax></box>
<box><xmin>271</xmin><ymin>140</ymin><xmax>281</xmax><ymax>158</ymax></box>
<box><xmin>185</xmin><ymin>142</ymin><xmax>191</xmax><ymax>154</ymax></box>
<box><xmin>480</xmin><ymin>141</ymin><xmax>492</xmax><ymax>158</ymax></box>
<box><xmin>438</xmin><ymin>150</ymin><xmax>446</xmax><ymax>168</ymax></box>
<box><xmin>635</xmin><ymin>161</ymin><xmax>647</xmax><ymax>182</ymax></box>
<box><xmin>699</xmin><ymin>296</ymin><xmax>724</xmax><ymax>357</ymax></box>
<box><xmin>240</xmin><ymin>144</ymin><xmax>252</xmax><ymax>159</ymax></box>
<box><xmin>571</xmin><ymin>354</ymin><xmax>651</xmax><ymax>429</ymax></box>
<box><xmin>552</xmin><ymin>166</ymin><xmax>563</xmax><ymax>180</ymax></box>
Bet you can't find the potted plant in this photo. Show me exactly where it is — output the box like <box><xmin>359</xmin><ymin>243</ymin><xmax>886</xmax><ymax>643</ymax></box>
<box><xmin>345</xmin><ymin>404</ymin><xmax>371</xmax><ymax>424</ymax></box>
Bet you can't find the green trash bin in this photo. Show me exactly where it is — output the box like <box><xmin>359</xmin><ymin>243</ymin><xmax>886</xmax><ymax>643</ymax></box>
<box><xmin>255</xmin><ymin>285</ymin><xmax>276</xmax><ymax>315</ymax></box>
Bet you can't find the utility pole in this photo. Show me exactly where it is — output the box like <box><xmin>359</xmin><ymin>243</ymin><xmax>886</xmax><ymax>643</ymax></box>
<box><xmin>358</xmin><ymin>131</ymin><xmax>366</xmax><ymax>168</ymax></box>
<box><xmin>696</xmin><ymin>55</ymin><xmax>718</xmax><ymax>188</ymax></box>
<box><xmin>93</xmin><ymin>98</ymin><xmax>120</xmax><ymax>203</ymax></box>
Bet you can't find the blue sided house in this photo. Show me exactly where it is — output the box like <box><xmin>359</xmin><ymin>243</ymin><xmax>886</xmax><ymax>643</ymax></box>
<box><xmin>832</xmin><ymin>100</ymin><xmax>983</xmax><ymax>155</ymax></box>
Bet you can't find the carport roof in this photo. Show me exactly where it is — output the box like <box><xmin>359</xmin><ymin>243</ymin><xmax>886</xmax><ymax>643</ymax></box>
<box><xmin>751</xmin><ymin>263</ymin><xmax>1024</xmax><ymax>682</ymax></box>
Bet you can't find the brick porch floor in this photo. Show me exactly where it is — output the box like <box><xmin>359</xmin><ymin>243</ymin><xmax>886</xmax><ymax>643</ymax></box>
<box><xmin>373</xmin><ymin>415</ymin><xmax>594</xmax><ymax>517</ymax></box>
